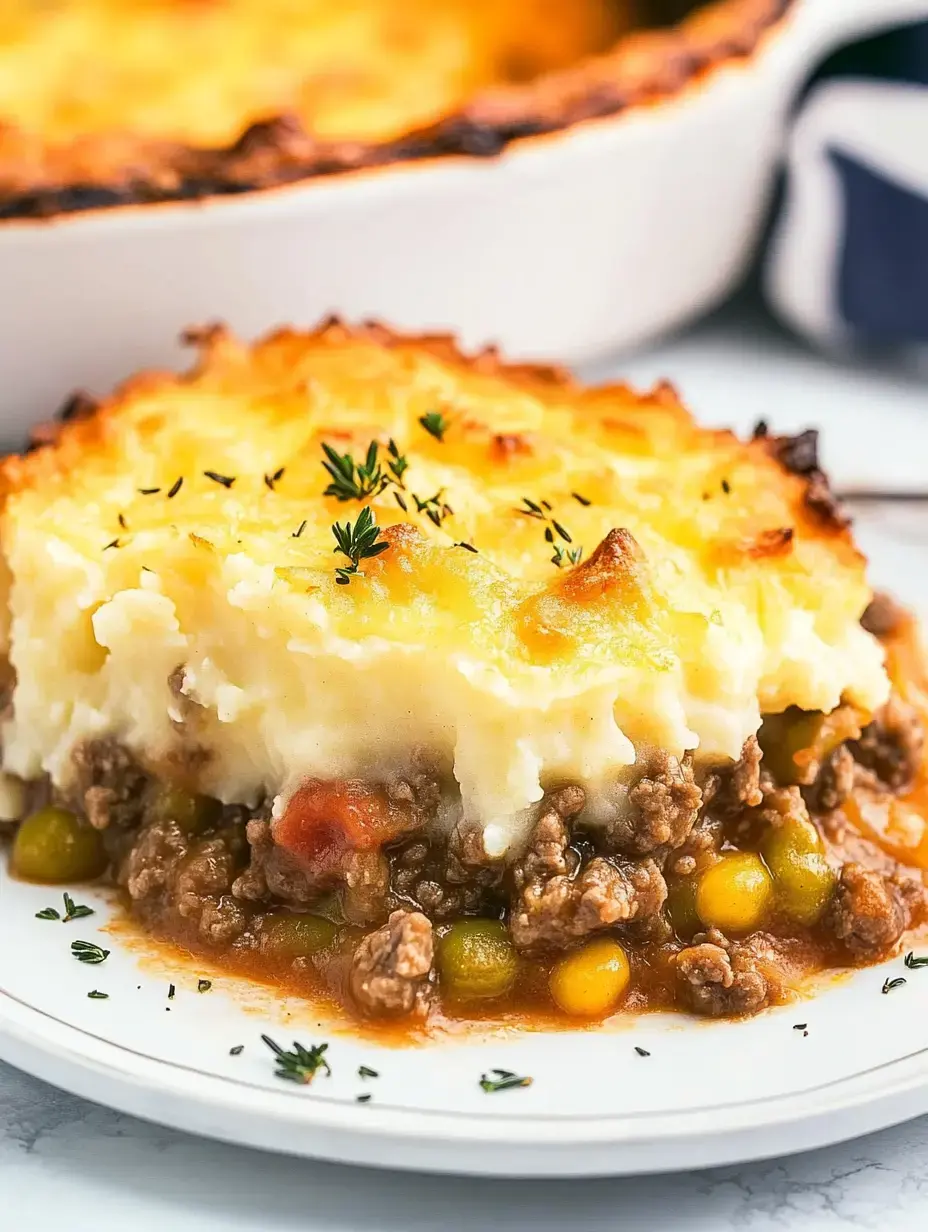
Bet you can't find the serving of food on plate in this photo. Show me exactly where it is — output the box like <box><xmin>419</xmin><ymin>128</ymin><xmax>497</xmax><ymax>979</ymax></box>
<box><xmin>2</xmin><ymin>319</ymin><xmax>926</xmax><ymax>1036</ymax></box>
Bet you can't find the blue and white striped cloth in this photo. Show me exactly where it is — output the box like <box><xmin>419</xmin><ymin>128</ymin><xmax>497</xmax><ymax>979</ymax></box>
<box><xmin>764</xmin><ymin>15</ymin><xmax>928</xmax><ymax>354</ymax></box>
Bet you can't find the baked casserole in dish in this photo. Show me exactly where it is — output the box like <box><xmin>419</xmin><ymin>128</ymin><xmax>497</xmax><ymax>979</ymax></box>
<box><xmin>6</xmin><ymin>0</ymin><xmax>916</xmax><ymax>425</ymax></box>
<box><xmin>0</xmin><ymin>0</ymin><xmax>791</xmax><ymax>217</ymax></box>
<box><xmin>3</xmin><ymin>320</ymin><xmax>927</xmax><ymax>1028</ymax></box>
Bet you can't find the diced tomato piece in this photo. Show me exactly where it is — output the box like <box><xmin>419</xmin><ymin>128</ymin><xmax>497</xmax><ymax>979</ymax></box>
<box><xmin>273</xmin><ymin>779</ymin><xmax>416</xmax><ymax>873</ymax></box>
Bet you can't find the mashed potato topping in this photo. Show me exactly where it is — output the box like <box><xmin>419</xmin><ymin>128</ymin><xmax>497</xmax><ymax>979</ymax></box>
<box><xmin>0</xmin><ymin>322</ymin><xmax>888</xmax><ymax>854</ymax></box>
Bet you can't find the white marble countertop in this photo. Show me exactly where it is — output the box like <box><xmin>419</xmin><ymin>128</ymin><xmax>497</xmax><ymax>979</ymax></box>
<box><xmin>4</xmin><ymin>299</ymin><xmax>928</xmax><ymax>1231</ymax></box>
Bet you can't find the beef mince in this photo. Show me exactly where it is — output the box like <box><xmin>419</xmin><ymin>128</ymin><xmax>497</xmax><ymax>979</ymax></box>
<box><xmin>16</xmin><ymin>684</ymin><xmax>928</xmax><ymax>1023</ymax></box>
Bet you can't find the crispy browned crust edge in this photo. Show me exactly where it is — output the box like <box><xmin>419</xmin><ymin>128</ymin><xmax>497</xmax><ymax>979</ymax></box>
<box><xmin>9</xmin><ymin>312</ymin><xmax>850</xmax><ymax>545</ymax></box>
<box><xmin>0</xmin><ymin>0</ymin><xmax>794</xmax><ymax>221</ymax></box>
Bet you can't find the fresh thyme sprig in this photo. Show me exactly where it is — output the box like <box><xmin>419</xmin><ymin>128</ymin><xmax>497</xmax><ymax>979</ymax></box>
<box><xmin>904</xmin><ymin>952</ymin><xmax>928</xmax><ymax>969</ymax></box>
<box><xmin>262</xmin><ymin>1035</ymin><xmax>331</xmax><ymax>1084</ymax></box>
<box><xmin>71</xmin><ymin>940</ymin><xmax>110</xmax><ymax>965</ymax></box>
<box><xmin>419</xmin><ymin>411</ymin><xmax>448</xmax><ymax>442</ymax></box>
<box><xmin>479</xmin><ymin>1068</ymin><xmax>533</xmax><ymax>1094</ymax></box>
<box><xmin>516</xmin><ymin>496</ymin><xmax>583</xmax><ymax>568</ymax></box>
<box><xmin>882</xmin><ymin>976</ymin><xmax>906</xmax><ymax>994</ymax></box>
<box><xmin>322</xmin><ymin>439</ymin><xmax>408</xmax><ymax>502</ymax></box>
<box><xmin>332</xmin><ymin>506</ymin><xmax>390</xmax><ymax>585</ymax></box>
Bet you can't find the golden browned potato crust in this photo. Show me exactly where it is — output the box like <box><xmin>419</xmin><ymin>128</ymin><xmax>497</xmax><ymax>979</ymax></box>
<box><xmin>0</xmin><ymin>0</ymin><xmax>793</xmax><ymax>220</ymax></box>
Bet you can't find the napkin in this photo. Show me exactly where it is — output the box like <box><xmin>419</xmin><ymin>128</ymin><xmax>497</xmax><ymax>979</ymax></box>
<box><xmin>764</xmin><ymin>16</ymin><xmax>928</xmax><ymax>355</ymax></box>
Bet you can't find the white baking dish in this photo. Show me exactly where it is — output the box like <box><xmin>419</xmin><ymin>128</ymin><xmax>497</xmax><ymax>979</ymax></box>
<box><xmin>1</xmin><ymin>0</ymin><xmax>923</xmax><ymax>437</ymax></box>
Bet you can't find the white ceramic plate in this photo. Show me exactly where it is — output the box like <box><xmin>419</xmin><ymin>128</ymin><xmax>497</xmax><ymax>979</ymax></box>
<box><xmin>1</xmin><ymin>513</ymin><xmax>927</xmax><ymax>1179</ymax></box>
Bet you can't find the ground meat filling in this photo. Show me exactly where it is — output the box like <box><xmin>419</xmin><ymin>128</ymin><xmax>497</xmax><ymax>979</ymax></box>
<box><xmin>702</xmin><ymin>736</ymin><xmax>764</xmax><ymax>816</ymax></box>
<box><xmin>850</xmin><ymin>695</ymin><xmax>924</xmax><ymax>795</ymax></box>
<box><xmin>69</xmin><ymin>739</ymin><xmax>148</xmax><ymax>830</ymax></box>
<box><xmin>19</xmin><ymin>661</ymin><xmax>928</xmax><ymax>1023</ymax></box>
<box><xmin>828</xmin><ymin>864</ymin><xmax>908</xmax><ymax>959</ymax></box>
<box><xmin>675</xmin><ymin>939</ymin><xmax>770</xmax><ymax>1017</ymax></box>
<box><xmin>510</xmin><ymin>789</ymin><xmax>667</xmax><ymax>951</ymax></box>
<box><xmin>861</xmin><ymin>592</ymin><xmax>909</xmax><ymax>639</ymax></box>
<box><xmin>607</xmin><ymin>751</ymin><xmax>702</xmax><ymax>856</ymax></box>
<box><xmin>349</xmin><ymin>909</ymin><xmax>434</xmax><ymax>1017</ymax></box>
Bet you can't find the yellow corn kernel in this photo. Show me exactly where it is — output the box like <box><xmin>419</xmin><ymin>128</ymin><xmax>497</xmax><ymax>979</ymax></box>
<box><xmin>696</xmin><ymin>852</ymin><xmax>773</xmax><ymax>934</ymax></box>
<box><xmin>549</xmin><ymin>938</ymin><xmax>631</xmax><ymax>1018</ymax></box>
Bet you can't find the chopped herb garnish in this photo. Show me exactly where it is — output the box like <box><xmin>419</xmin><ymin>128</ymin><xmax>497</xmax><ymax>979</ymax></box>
<box><xmin>322</xmin><ymin>440</ymin><xmax>387</xmax><ymax>502</ymax></box>
<box><xmin>413</xmin><ymin>490</ymin><xmax>452</xmax><ymax>528</ymax></box>
<box><xmin>71</xmin><ymin>940</ymin><xmax>110</xmax><ymax>965</ymax></box>
<box><xmin>419</xmin><ymin>411</ymin><xmax>448</xmax><ymax>442</ymax></box>
<box><xmin>721</xmin><ymin>479</ymin><xmax>731</xmax><ymax>495</ymax></box>
<box><xmin>517</xmin><ymin>497</ymin><xmax>583</xmax><ymax>568</ymax></box>
<box><xmin>479</xmin><ymin>1068</ymin><xmax>533</xmax><ymax>1093</ymax></box>
<box><xmin>455</xmin><ymin>542</ymin><xmax>478</xmax><ymax>553</ymax></box>
<box><xmin>387</xmin><ymin>439</ymin><xmax>409</xmax><ymax>485</ymax></box>
<box><xmin>332</xmin><ymin>506</ymin><xmax>389</xmax><ymax>585</ymax></box>
<box><xmin>551</xmin><ymin>544</ymin><xmax>584</xmax><ymax>569</ymax></box>
<box><xmin>292</xmin><ymin>519</ymin><xmax>307</xmax><ymax>539</ymax></box>
<box><xmin>138</xmin><ymin>487</ymin><xmax>161</xmax><ymax>496</ymax></box>
<box><xmin>793</xmin><ymin>1023</ymin><xmax>808</xmax><ymax>1031</ymax></box>
<box><xmin>168</xmin><ymin>983</ymin><xmax>176</xmax><ymax>1000</ymax></box>
<box><xmin>356</xmin><ymin>1093</ymin><xmax>372</xmax><ymax>1103</ymax></box>
<box><xmin>358</xmin><ymin>1065</ymin><xmax>379</xmax><ymax>1079</ymax></box>
<box><xmin>198</xmin><ymin>979</ymin><xmax>212</xmax><ymax>993</ymax></box>
<box><xmin>571</xmin><ymin>491</ymin><xmax>592</xmax><ymax>507</ymax></box>
<box><xmin>36</xmin><ymin>907</ymin><xmax>60</xmax><ymax>921</ymax></box>
<box><xmin>904</xmin><ymin>952</ymin><xmax>928</xmax><ymax>969</ymax></box>
<box><xmin>117</xmin><ymin>513</ymin><xmax>128</xmax><ymax>530</ymax></box>
<box><xmin>204</xmin><ymin>470</ymin><xmax>235</xmax><ymax>488</ymax></box>
<box><xmin>103</xmin><ymin>538</ymin><xmax>121</xmax><ymax>551</ymax></box>
<box><xmin>229</xmin><ymin>1045</ymin><xmax>244</xmax><ymax>1056</ymax></box>
<box><xmin>167</xmin><ymin>476</ymin><xmax>184</xmax><ymax>499</ymax></box>
<box><xmin>62</xmin><ymin>892</ymin><xmax>94</xmax><ymax>923</ymax></box>
<box><xmin>394</xmin><ymin>491</ymin><xmax>408</xmax><ymax>512</ymax></box>
<box><xmin>262</xmin><ymin>1035</ymin><xmax>331</xmax><ymax>1085</ymax></box>
<box><xmin>87</xmin><ymin>990</ymin><xmax>108</xmax><ymax>1000</ymax></box>
<box><xmin>634</xmin><ymin>1047</ymin><xmax>650</xmax><ymax>1057</ymax></box>
<box><xmin>882</xmin><ymin>976</ymin><xmax>907</xmax><ymax>994</ymax></box>
<box><xmin>265</xmin><ymin>466</ymin><xmax>286</xmax><ymax>490</ymax></box>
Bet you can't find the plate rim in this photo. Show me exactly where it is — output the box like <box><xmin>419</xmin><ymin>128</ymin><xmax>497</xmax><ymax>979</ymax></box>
<box><xmin>4</xmin><ymin>981</ymin><xmax>928</xmax><ymax>1176</ymax></box>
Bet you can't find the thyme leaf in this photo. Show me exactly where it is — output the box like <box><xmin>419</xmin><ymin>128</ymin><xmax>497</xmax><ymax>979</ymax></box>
<box><xmin>419</xmin><ymin>411</ymin><xmax>448</xmax><ymax>442</ymax></box>
<box><xmin>358</xmin><ymin>1065</ymin><xmax>379</xmax><ymax>1079</ymax></box>
<box><xmin>262</xmin><ymin>1035</ymin><xmax>331</xmax><ymax>1085</ymax></box>
<box><xmin>167</xmin><ymin>476</ymin><xmax>184</xmax><ymax>499</ymax></box>
<box><xmin>229</xmin><ymin>1045</ymin><xmax>244</xmax><ymax>1056</ymax></box>
<box><xmin>882</xmin><ymin>976</ymin><xmax>907</xmax><ymax>994</ymax></box>
<box><xmin>36</xmin><ymin>907</ymin><xmax>60</xmax><ymax>921</ymax></box>
<box><xmin>71</xmin><ymin>940</ymin><xmax>110</xmax><ymax>965</ymax></box>
<box><xmin>904</xmin><ymin>952</ymin><xmax>928</xmax><ymax>969</ymax></box>
<box><xmin>87</xmin><ymin>990</ymin><xmax>108</xmax><ymax>999</ymax></box>
<box><xmin>479</xmin><ymin>1068</ymin><xmax>533</xmax><ymax>1093</ymax></box>
<box><xmin>204</xmin><ymin>471</ymin><xmax>235</xmax><ymax>488</ymax></box>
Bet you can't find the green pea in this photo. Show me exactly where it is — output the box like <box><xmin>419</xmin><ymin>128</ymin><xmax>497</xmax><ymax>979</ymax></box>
<box><xmin>762</xmin><ymin>817</ymin><xmax>836</xmax><ymax>926</ymax></box>
<box><xmin>437</xmin><ymin>919</ymin><xmax>518</xmax><ymax>1001</ymax></box>
<box><xmin>260</xmin><ymin>913</ymin><xmax>338</xmax><ymax>960</ymax></box>
<box><xmin>666</xmin><ymin>875</ymin><xmax>701</xmax><ymax>939</ymax></box>
<box><xmin>149</xmin><ymin>784</ymin><xmax>219</xmax><ymax>835</ymax></box>
<box><xmin>12</xmin><ymin>806</ymin><xmax>107</xmax><ymax>883</ymax></box>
